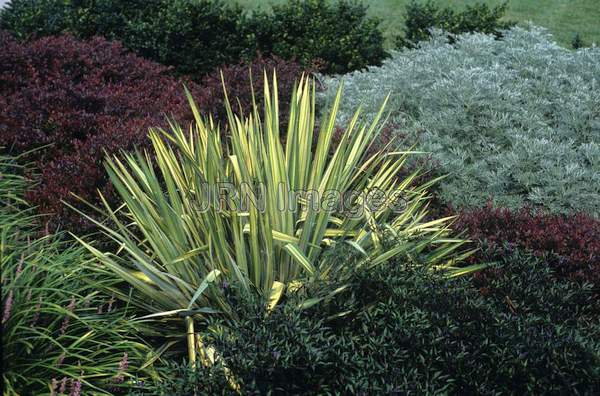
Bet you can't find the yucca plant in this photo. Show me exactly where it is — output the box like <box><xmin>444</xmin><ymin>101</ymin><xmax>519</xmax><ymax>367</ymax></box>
<box><xmin>71</xmin><ymin>74</ymin><xmax>483</xmax><ymax>368</ymax></box>
<box><xmin>0</xmin><ymin>155</ymin><xmax>156</xmax><ymax>395</ymax></box>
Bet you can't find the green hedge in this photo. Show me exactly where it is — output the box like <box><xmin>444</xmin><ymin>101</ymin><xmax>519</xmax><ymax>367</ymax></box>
<box><xmin>0</xmin><ymin>0</ymin><xmax>388</xmax><ymax>76</ymax></box>
<box><xmin>249</xmin><ymin>0</ymin><xmax>388</xmax><ymax>74</ymax></box>
<box><xmin>0</xmin><ymin>0</ymin><xmax>249</xmax><ymax>76</ymax></box>
<box><xmin>396</xmin><ymin>0</ymin><xmax>514</xmax><ymax>48</ymax></box>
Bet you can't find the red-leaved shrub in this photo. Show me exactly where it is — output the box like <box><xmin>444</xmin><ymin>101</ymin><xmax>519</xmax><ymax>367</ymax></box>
<box><xmin>455</xmin><ymin>204</ymin><xmax>600</xmax><ymax>287</ymax></box>
<box><xmin>0</xmin><ymin>31</ymin><xmax>309</xmax><ymax>232</ymax></box>
<box><xmin>0</xmin><ymin>31</ymin><xmax>201</xmax><ymax>232</ymax></box>
<box><xmin>196</xmin><ymin>54</ymin><xmax>313</xmax><ymax>128</ymax></box>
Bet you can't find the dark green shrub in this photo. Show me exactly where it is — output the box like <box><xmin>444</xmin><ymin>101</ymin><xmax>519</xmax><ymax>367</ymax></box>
<box><xmin>134</xmin><ymin>250</ymin><xmax>600</xmax><ymax>395</ymax></box>
<box><xmin>572</xmin><ymin>32</ymin><xmax>590</xmax><ymax>49</ymax></box>
<box><xmin>125</xmin><ymin>0</ymin><xmax>250</xmax><ymax>77</ymax></box>
<box><xmin>396</xmin><ymin>1</ymin><xmax>515</xmax><ymax>48</ymax></box>
<box><xmin>0</xmin><ymin>0</ymin><xmax>160</xmax><ymax>40</ymax></box>
<box><xmin>130</xmin><ymin>290</ymin><xmax>341</xmax><ymax>395</ymax></box>
<box><xmin>311</xmin><ymin>249</ymin><xmax>600</xmax><ymax>394</ymax></box>
<box><xmin>132</xmin><ymin>297</ymin><xmax>339</xmax><ymax>395</ymax></box>
<box><xmin>1</xmin><ymin>0</ymin><xmax>387</xmax><ymax>76</ymax></box>
<box><xmin>129</xmin><ymin>361</ymin><xmax>231</xmax><ymax>396</ymax></box>
<box><xmin>249</xmin><ymin>0</ymin><xmax>388</xmax><ymax>74</ymax></box>
<box><xmin>0</xmin><ymin>0</ymin><xmax>250</xmax><ymax>77</ymax></box>
<box><xmin>0</xmin><ymin>0</ymin><xmax>71</xmax><ymax>39</ymax></box>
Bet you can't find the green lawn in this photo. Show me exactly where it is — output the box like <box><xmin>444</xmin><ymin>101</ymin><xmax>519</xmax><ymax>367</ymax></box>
<box><xmin>231</xmin><ymin>0</ymin><xmax>600</xmax><ymax>48</ymax></box>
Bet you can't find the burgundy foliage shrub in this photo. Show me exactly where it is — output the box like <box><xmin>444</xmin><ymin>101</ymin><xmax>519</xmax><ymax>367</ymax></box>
<box><xmin>0</xmin><ymin>31</ymin><xmax>309</xmax><ymax>232</ymax></box>
<box><xmin>455</xmin><ymin>204</ymin><xmax>600</xmax><ymax>288</ymax></box>
<box><xmin>0</xmin><ymin>31</ymin><xmax>200</xmax><ymax>232</ymax></box>
<box><xmin>196</xmin><ymin>54</ymin><xmax>312</xmax><ymax>128</ymax></box>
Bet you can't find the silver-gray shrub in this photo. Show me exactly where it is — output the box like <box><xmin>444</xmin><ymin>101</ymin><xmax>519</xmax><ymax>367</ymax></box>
<box><xmin>321</xmin><ymin>26</ymin><xmax>600</xmax><ymax>215</ymax></box>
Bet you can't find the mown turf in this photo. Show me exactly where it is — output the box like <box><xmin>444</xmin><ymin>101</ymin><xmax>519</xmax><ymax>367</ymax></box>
<box><xmin>232</xmin><ymin>0</ymin><xmax>600</xmax><ymax>48</ymax></box>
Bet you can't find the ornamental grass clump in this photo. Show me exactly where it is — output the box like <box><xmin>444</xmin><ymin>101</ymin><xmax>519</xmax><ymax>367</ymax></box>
<box><xmin>72</xmin><ymin>74</ymin><xmax>482</xmax><ymax>368</ymax></box>
<box><xmin>0</xmin><ymin>155</ymin><xmax>155</xmax><ymax>395</ymax></box>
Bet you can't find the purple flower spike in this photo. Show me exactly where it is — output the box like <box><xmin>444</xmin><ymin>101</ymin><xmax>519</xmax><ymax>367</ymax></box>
<box><xmin>59</xmin><ymin>377</ymin><xmax>67</xmax><ymax>394</ymax></box>
<box><xmin>60</xmin><ymin>297</ymin><xmax>76</xmax><ymax>335</ymax></box>
<box><xmin>2</xmin><ymin>290</ymin><xmax>14</xmax><ymax>324</ymax></box>
<box><xmin>31</xmin><ymin>297</ymin><xmax>42</xmax><ymax>327</ymax></box>
<box><xmin>15</xmin><ymin>254</ymin><xmax>24</xmax><ymax>276</ymax></box>
<box><xmin>118</xmin><ymin>352</ymin><xmax>129</xmax><ymax>372</ymax></box>
<box><xmin>50</xmin><ymin>378</ymin><xmax>58</xmax><ymax>396</ymax></box>
<box><xmin>70</xmin><ymin>379</ymin><xmax>82</xmax><ymax>396</ymax></box>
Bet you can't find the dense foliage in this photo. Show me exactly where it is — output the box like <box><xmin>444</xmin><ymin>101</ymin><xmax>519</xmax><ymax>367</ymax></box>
<box><xmin>2</xmin><ymin>3</ymin><xmax>599</xmax><ymax>392</ymax></box>
<box><xmin>0</xmin><ymin>0</ymin><xmax>388</xmax><ymax>76</ymax></box>
<box><xmin>396</xmin><ymin>0</ymin><xmax>514</xmax><ymax>48</ymax></box>
<box><xmin>0</xmin><ymin>31</ymin><xmax>200</xmax><ymax>231</ymax></box>
<box><xmin>0</xmin><ymin>0</ymin><xmax>249</xmax><ymax>77</ymax></box>
<box><xmin>456</xmin><ymin>204</ymin><xmax>600</xmax><ymax>288</ymax></box>
<box><xmin>249</xmin><ymin>0</ymin><xmax>388</xmax><ymax>74</ymax></box>
<box><xmin>322</xmin><ymin>27</ymin><xmax>600</xmax><ymax>215</ymax></box>
<box><xmin>72</xmin><ymin>75</ymin><xmax>479</xmax><ymax>365</ymax></box>
<box><xmin>135</xmin><ymin>250</ymin><xmax>600</xmax><ymax>394</ymax></box>
<box><xmin>121</xmin><ymin>0</ymin><xmax>249</xmax><ymax>77</ymax></box>
<box><xmin>0</xmin><ymin>31</ymin><xmax>309</xmax><ymax>232</ymax></box>
<box><xmin>195</xmin><ymin>55</ymin><xmax>310</xmax><ymax>128</ymax></box>
<box><xmin>0</xmin><ymin>0</ymin><xmax>157</xmax><ymax>40</ymax></box>
<box><xmin>0</xmin><ymin>156</ymin><xmax>154</xmax><ymax>395</ymax></box>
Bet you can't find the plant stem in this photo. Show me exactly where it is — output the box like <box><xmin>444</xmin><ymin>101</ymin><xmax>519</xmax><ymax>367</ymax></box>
<box><xmin>185</xmin><ymin>316</ymin><xmax>196</xmax><ymax>367</ymax></box>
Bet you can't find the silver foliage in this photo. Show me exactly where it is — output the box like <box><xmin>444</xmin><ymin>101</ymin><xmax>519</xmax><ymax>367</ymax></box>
<box><xmin>321</xmin><ymin>26</ymin><xmax>600</xmax><ymax>215</ymax></box>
